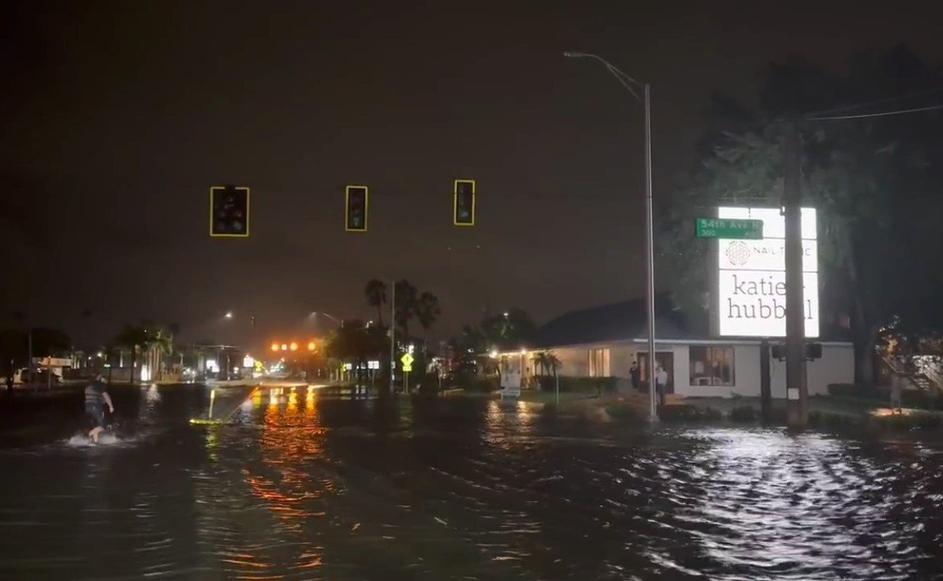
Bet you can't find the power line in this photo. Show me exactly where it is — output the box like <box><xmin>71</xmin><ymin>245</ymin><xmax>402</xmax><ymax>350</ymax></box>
<box><xmin>806</xmin><ymin>103</ymin><xmax>943</xmax><ymax>121</ymax></box>
<box><xmin>802</xmin><ymin>86</ymin><xmax>943</xmax><ymax>118</ymax></box>
<box><xmin>604</xmin><ymin>64</ymin><xmax>641</xmax><ymax>101</ymax></box>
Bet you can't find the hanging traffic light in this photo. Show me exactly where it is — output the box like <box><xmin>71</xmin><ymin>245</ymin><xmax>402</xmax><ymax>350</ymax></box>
<box><xmin>453</xmin><ymin>179</ymin><xmax>476</xmax><ymax>226</ymax></box>
<box><xmin>209</xmin><ymin>185</ymin><xmax>250</xmax><ymax>237</ymax></box>
<box><xmin>345</xmin><ymin>185</ymin><xmax>368</xmax><ymax>232</ymax></box>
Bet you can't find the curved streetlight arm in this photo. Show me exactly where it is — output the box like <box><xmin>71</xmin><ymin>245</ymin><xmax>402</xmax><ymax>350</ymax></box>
<box><xmin>563</xmin><ymin>50</ymin><xmax>658</xmax><ymax>422</ymax></box>
<box><xmin>563</xmin><ymin>51</ymin><xmax>643</xmax><ymax>101</ymax></box>
<box><xmin>311</xmin><ymin>311</ymin><xmax>342</xmax><ymax>325</ymax></box>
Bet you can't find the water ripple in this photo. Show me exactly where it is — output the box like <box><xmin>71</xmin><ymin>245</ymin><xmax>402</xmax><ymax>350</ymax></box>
<box><xmin>1</xmin><ymin>389</ymin><xmax>942</xmax><ymax>579</ymax></box>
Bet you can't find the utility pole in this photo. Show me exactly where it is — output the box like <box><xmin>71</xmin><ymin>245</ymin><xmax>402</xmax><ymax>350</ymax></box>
<box><xmin>389</xmin><ymin>281</ymin><xmax>396</xmax><ymax>396</ymax></box>
<box><xmin>784</xmin><ymin>120</ymin><xmax>808</xmax><ymax>429</ymax></box>
<box><xmin>760</xmin><ymin>339</ymin><xmax>771</xmax><ymax>422</ymax></box>
<box><xmin>27</xmin><ymin>327</ymin><xmax>33</xmax><ymax>386</ymax></box>
<box><xmin>642</xmin><ymin>82</ymin><xmax>658</xmax><ymax>422</ymax></box>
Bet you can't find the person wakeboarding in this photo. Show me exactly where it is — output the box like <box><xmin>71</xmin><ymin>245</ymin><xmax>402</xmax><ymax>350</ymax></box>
<box><xmin>84</xmin><ymin>374</ymin><xmax>114</xmax><ymax>444</ymax></box>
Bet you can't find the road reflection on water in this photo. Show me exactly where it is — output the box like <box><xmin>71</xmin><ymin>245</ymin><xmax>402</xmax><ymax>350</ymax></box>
<box><xmin>1</xmin><ymin>385</ymin><xmax>942</xmax><ymax>580</ymax></box>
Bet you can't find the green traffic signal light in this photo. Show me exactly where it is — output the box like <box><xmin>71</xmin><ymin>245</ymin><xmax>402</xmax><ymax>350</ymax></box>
<box><xmin>453</xmin><ymin>179</ymin><xmax>475</xmax><ymax>226</ymax></box>
<box><xmin>345</xmin><ymin>185</ymin><xmax>368</xmax><ymax>232</ymax></box>
<box><xmin>209</xmin><ymin>185</ymin><xmax>250</xmax><ymax>238</ymax></box>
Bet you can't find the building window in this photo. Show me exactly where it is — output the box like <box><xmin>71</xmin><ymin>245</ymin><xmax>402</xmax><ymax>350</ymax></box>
<box><xmin>589</xmin><ymin>348</ymin><xmax>610</xmax><ymax>377</ymax></box>
<box><xmin>689</xmin><ymin>346</ymin><xmax>735</xmax><ymax>386</ymax></box>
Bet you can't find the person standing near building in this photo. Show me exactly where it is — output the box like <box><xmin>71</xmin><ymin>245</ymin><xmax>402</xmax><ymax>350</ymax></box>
<box><xmin>5</xmin><ymin>359</ymin><xmax>13</xmax><ymax>394</ymax></box>
<box><xmin>890</xmin><ymin>371</ymin><xmax>904</xmax><ymax>414</ymax></box>
<box><xmin>84</xmin><ymin>374</ymin><xmax>114</xmax><ymax>443</ymax></box>
<box><xmin>655</xmin><ymin>365</ymin><xmax>669</xmax><ymax>407</ymax></box>
<box><xmin>629</xmin><ymin>360</ymin><xmax>641</xmax><ymax>391</ymax></box>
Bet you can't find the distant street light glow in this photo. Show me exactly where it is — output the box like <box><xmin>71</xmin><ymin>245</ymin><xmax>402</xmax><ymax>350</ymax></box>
<box><xmin>289</xmin><ymin>342</ymin><xmax>298</xmax><ymax>351</ymax></box>
<box><xmin>271</xmin><ymin>342</ymin><xmax>279</xmax><ymax>352</ymax></box>
<box><xmin>224</xmin><ymin>311</ymin><xmax>233</xmax><ymax>319</ymax></box>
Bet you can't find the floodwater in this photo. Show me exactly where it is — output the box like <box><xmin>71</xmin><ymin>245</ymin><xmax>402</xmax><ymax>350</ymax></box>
<box><xmin>1</xmin><ymin>385</ymin><xmax>942</xmax><ymax>580</ymax></box>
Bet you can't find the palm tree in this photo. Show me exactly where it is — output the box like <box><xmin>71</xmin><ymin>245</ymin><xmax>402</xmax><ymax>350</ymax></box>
<box><xmin>534</xmin><ymin>351</ymin><xmax>561</xmax><ymax>378</ymax></box>
<box><xmin>365</xmin><ymin>279</ymin><xmax>387</xmax><ymax>327</ymax></box>
<box><xmin>394</xmin><ymin>279</ymin><xmax>418</xmax><ymax>340</ymax></box>
<box><xmin>114</xmin><ymin>325</ymin><xmax>147</xmax><ymax>383</ymax></box>
<box><xmin>416</xmin><ymin>291</ymin><xmax>441</xmax><ymax>348</ymax></box>
<box><xmin>143</xmin><ymin>327</ymin><xmax>174</xmax><ymax>381</ymax></box>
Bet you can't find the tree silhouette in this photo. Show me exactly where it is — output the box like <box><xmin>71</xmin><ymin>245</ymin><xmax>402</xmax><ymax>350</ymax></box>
<box><xmin>364</xmin><ymin>279</ymin><xmax>387</xmax><ymax>327</ymax></box>
<box><xmin>394</xmin><ymin>280</ymin><xmax>419</xmax><ymax>340</ymax></box>
<box><xmin>114</xmin><ymin>324</ymin><xmax>148</xmax><ymax>383</ymax></box>
<box><xmin>416</xmin><ymin>291</ymin><xmax>441</xmax><ymax>347</ymax></box>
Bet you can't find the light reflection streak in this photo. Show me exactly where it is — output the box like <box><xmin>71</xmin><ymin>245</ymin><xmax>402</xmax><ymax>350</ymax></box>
<box><xmin>682</xmin><ymin>429</ymin><xmax>889</xmax><ymax>573</ymax></box>
<box><xmin>234</xmin><ymin>387</ymin><xmax>334</xmax><ymax>572</ymax></box>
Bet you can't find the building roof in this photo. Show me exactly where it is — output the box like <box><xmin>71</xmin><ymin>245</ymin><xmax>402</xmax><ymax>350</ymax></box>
<box><xmin>535</xmin><ymin>297</ymin><xmax>853</xmax><ymax>348</ymax></box>
<box><xmin>535</xmin><ymin>298</ymin><xmax>689</xmax><ymax>348</ymax></box>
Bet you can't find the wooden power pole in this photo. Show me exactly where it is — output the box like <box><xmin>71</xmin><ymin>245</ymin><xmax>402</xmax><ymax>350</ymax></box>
<box><xmin>784</xmin><ymin>120</ymin><xmax>808</xmax><ymax>429</ymax></box>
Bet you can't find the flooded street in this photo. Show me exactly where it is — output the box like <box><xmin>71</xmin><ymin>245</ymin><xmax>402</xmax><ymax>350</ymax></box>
<box><xmin>1</xmin><ymin>385</ymin><xmax>942</xmax><ymax>580</ymax></box>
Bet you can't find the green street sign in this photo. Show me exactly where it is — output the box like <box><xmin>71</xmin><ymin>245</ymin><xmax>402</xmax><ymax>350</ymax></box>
<box><xmin>695</xmin><ymin>217</ymin><xmax>763</xmax><ymax>239</ymax></box>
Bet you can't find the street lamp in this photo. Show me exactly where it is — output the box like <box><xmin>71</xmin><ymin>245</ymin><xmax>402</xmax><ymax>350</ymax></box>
<box><xmin>309</xmin><ymin>311</ymin><xmax>342</xmax><ymax>326</ymax></box>
<box><xmin>224</xmin><ymin>311</ymin><xmax>234</xmax><ymax>319</ymax></box>
<box><xmin>564</xmin><ymin>51</ymin><xmax>658</xmax><ymax>422</ymax></box>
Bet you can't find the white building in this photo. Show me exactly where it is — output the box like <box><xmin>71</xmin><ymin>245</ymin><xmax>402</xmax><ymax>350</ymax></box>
<box><xmin>534</xmin><ymin>299</ymin><xmax>853</xmax><ymax>398</ymax></box>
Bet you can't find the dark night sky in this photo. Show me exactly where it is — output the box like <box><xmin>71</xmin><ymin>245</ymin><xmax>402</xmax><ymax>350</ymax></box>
<box><xmin>2</xmin><ymin>0</ymin><xmax>941</xmax><ymax>350</ymax></box>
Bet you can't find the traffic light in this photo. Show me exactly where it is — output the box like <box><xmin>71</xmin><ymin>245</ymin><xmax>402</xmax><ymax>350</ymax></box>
<box><xmin>345</xmin><ymin>185</ymin><xmax>368</xmax><ymax>232</ymax></box>
<box><xmin>453</xmin><ymin>179</ymin><xmax>476</xmax><ymax>226</ymax></box>
<box><xmin>209</xmin><ymin>185</ymin><xmax>250</xmax><ymax>237</ymax></box>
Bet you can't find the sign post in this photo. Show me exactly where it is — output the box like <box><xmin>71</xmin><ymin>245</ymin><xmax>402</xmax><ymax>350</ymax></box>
<box><xmin>400</xmin><ymin>352</ymin><xmax>414</xmax><ymax>394</ymax></box>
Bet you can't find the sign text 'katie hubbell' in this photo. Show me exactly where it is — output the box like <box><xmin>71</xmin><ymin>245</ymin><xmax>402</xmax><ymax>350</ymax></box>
<box><xmin>717</xmin><ymin>207</ymin><xmax>819</xmax><ymax>338</ymax></box>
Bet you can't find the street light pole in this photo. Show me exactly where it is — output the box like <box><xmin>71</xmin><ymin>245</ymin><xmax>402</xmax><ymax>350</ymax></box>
<box><xmin>564</xmin><ymin>51</ymin><xmax>658</xmax><ymax>421</ymax></box>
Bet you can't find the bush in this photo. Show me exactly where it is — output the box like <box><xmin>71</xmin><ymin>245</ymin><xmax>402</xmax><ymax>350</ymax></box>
<box><xmin>827</xmin><ymin>383</ymin><xmax>883</xmax><ymax>400</ymax></box>
<box><xmin>827</xmin><ymin>383</ymin><xmax>856</xmax><ymax>397</ymax></box>
<box><xmin>659</xmin><ymin>405</ymin><xmax>721</xmax><ymax>422</ymax></box>
<box><xmin>463</xmin><ymin>376</ymin><xmax>499</xmax><ymax>393</ymax></box>
<box><xmin>729</xmin><ymin>405</ymin><xmax>756</xmax><ymax>422</ymax></box>
<box><xmin>536</xmin><ymin>376</ymin><xmax>556</xmax><ymax>392</ymax></box>
<box><xmin>605</xmin><ymin>402</ymin><xmax>639</xmax><ymax>421</ymax></box>
<box><xmin>901</xmin><ymin>389</ymin><xmax>943</xmax><ymax>410</ymax></box>
<box><xmin>767</xmin><ymin>406</ymin><xmax>789</xmax><ymax>424</ymax></box>
<box><xmin>872</xmin><ymin>411</ymin><xmax>943</xmax><ymax>430</ymax></box>
<box><xmin>808</xmin><ymin>410</ymin><xmax>857</xmax><ymax>429</ymax></box>
<box><xmin>555</xmin><ymin>376</ymin><xmax>617</xmax><ymax>394</ymax></box>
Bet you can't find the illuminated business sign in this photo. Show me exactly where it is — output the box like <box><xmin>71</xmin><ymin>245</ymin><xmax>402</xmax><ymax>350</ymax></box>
<box><xmin>717</xmin><ymin>207</ymin><xmax>819</xmax><ymax>337</ymax></box>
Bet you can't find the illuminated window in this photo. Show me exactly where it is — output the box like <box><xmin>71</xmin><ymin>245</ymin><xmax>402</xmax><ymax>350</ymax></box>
<box><xmin>689</xmin><ymin>346</ymin><xmax>735</xmax><ymax>386</ymax></box>
<box><xmin>588</xmin><ymin>348</ymin><xmax>610</xmax><ymax>377</ymax></box>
